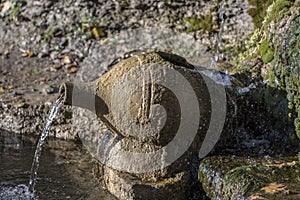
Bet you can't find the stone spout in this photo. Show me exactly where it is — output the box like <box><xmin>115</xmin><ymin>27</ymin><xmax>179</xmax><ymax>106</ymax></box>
<box><xmin>59</xmin><ymin>82</ymin><xmax>108</xmax><ymax>117</ymax></box>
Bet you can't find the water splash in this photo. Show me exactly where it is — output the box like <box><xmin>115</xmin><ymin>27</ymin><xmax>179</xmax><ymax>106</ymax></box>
<box><xmin>28</xmin><ymin>94</ymin><xmax>64</xmax><ymax>192</ymax></box>
<box><xmin>237</xmin><ymin>83</ymin><xmax>256</xmax><ymax>95</ymax></box>
<box><xmin>0</xmin><ymin>183</ymin><xmax>34</xmax><ymax>200</ymax></box>
<box><xmin>195</xmin><ymin>0</ymin><xmax>232</xmax><ymax>87</ymax></box>
<box><xmin>200</xmin><ymin>70</ymin><xmax>232</xmax><ymax>86</ymax></box>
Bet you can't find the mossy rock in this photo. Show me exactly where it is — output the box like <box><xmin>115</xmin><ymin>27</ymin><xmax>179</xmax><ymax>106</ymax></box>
<box><xmin>236</xmin><ymin>0</ymin><xmax>300</xmax><ymax>139</ymax></box>
<box><xmin>184</xmin><ymin>13</ymin><xmax>215</xmax><ymax>33</ymax></box>
<box><xmin>266</xmin><ymin>12</ymin><xmax>300</xmax><ymax>139</ymax></box>
<box><xmin>199</xmin><ymin>156</ymin><xmax>300</xmax><ymax>199</ymax></box>
<box><xmin>275</xmin><ymin>15</ymin><xmax>300</xmax><ymax>139</ymax></box>
<box><xmin>247</xmin><ymin>0</ymin><xmax>274</xmax><ymax>28</ymax></box>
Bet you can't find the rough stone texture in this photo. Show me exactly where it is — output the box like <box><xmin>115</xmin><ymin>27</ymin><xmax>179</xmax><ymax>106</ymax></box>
<box><xmin>69</xmin><ymin>106</ymin><xmax>206</xmax><ymax>199</ymax></box>
<box><xmin>199</xmin><ymin>155</ymin><xmax>300</xmax><ymax>200</ymax></box>
<box><xmin>196</xmin><ymin>1</ymin><xmax>300</xmax><ymax>199</ymax></box>
<box><xmin>0</xmin><ymin>104</ymin><xmax>76</xmax><ymax>139</ymax></box>
<box><xmin>98</xmin><ymin>166</ymin><xmax>191</xmax><ymax>200</ymax></box>
<box><xmin>62</xmin><ymin>50</ymin><xmax>298</xmax><ymax>199</ymax></box>
<box><xmin>0</xmin><ymin>0</ymin><xmax>254</xmax><ymax>56</ymax></box>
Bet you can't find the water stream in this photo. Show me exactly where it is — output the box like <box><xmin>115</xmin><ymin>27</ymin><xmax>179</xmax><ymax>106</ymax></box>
<box><xmin>28</xmin><ymin>94</ymin><xmax>65</xmax><ymax>192</ymax></box>
<box><xmin>210</xmin><ymin>0</ymin><xmax>226</xmax><ymax>70</ymax></box>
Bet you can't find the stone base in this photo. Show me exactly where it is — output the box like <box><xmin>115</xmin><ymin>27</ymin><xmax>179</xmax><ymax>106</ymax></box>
<box><xmin>101</xmin><ymin>166</ymin><xmax>191</xmax><ymax>200</ymax></box>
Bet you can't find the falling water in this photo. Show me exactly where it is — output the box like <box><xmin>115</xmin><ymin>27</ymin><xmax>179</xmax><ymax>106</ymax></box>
<box><xmin>210</xmin><ymin>0</ymin><xmax>226</xmax><ymax>69</ymax></box>
<box><xmin>198</xmin><ymin>0</ymin><xmax>234</xmax><ymax>87</ymax></box>
<box><xmin>28</xmin><ymin>94</ymin><xmax>64</xmax><ymax>192</ymax></box>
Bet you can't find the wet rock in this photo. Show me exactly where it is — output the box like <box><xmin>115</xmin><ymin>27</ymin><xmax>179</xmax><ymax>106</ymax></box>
<box><xmin>199</xmin><ymin>156</ymin><xmax>300</xmax><ymax>200</ymax></box>
<box><xmin>63</xmin><ymin>50</ymin><xmax>286</xmax><ymax>199</ymax></box>
<box><xmin>0</xmin><ymin>129</ymin><xmax>25</xmax><ymax>149</ymax></box>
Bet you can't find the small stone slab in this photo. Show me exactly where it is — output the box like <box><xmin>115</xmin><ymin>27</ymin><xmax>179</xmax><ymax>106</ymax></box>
<box><xmin>198</xmin><ymin>155</ymin><xmax>300</xmax><ymax>200</ymax></box>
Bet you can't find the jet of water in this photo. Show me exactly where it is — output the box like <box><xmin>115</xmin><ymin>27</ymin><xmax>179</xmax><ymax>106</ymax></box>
<box><xmin>28</xmin><ymin>94</ymin><xmax>64</xmax><ymax>192</ymax></box>
<box><xmin>210</xmin><ymin>0</ymin><xmax>226</xmax><ymax>69</ymax></box>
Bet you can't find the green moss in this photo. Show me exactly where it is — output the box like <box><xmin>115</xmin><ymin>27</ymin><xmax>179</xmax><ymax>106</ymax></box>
<box><xmin>258</xmin><ymin>40</ymin><xmax>270</xmax><ymax>55</ymax></box>
<box><xmin>296</xmin><ymin>118</ymin><xmax>300</xmax><ymax>139</ymax></box>
<box><xmin>247</xmin><ymin>0</ymin><xmax>274</xmax><ymax>28</ymax></box>
<box><xmin>237</xmin><ymin>0</ymin><xmax>300</xmax><ymax>139</ymax></box>
<box><xmin>185</xmin><ymin>12</ymin><xmax>215</xmax><ymax>33</ymax></box>
<box><xmin>264</xmin><ymin>70</ymin><xmax>277</xmax><ymax>88</ymax></box>
<box><xmin>264</xmin><ymin>0</ymin><xmax>293</xmax><ymax>26</ymax></box>
<box><xmin>221</xmin><ymin>45</ymin><xmax>246</xmax><ymax>57</ymax></box>
<box><xmin>262</xmin><ymin>49</ymin><xmax>274</xmax><ymax>63</ymax></box>
<box><xmin>257</xmin><ymin>40</ymin><xmax>274</xmax><ymax>63</ymax></box>
<box><xmin>9</xmin><ymin>1</ymin><xmax>22</xmax><ymax>21</ymax></box>
<box><xmin>274</xmin><ymin>15</ymin><xmax>300</xmax><ymax>139</ymax></box>
<box><xmin>31</xmin><ymin>69</ymin><xmax>40</xmax><ymax>75</ymax></box>
<box><xmin>224</xmin><ymin>165</ymin><xmax>264</xmax><ymax>196</ymax></box>
<box><xmin>240</xmin><ymin>0</ymin><xmax>297</xmax><ymax>62</ymax></box>
<box><xmin>41</xmin><ymin>26</ymin><xmax>55</xmax><ymax>43</ymax></box>
<box><xmin>149</xmin><ymin>172</ymin><xmax>185</xmax><ymax>187</ymax></box>
<box><xmin>199</xmin><ymin>156</ymin><xmax>300</xmax><ymax>199</ymax></box>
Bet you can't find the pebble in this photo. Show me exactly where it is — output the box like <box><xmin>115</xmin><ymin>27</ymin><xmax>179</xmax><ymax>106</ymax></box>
<box><xmin>13</xmin><ymin>91</ymin><xmax>24</xmax><ymax>96</ymax></box>
<box><xmin>59</xmin><ymin>38</ymin><xmax>68</xmax><ymax>47</ymax></box>
<box><xmin>53</xmin><ymin>59</ymin><xmax>61</xmax><ymax>65</ymax></box>
<box><xmin>50</xmin><ymin>51</ymin><xmax>59</xmax><ymax>60</ymax></box>
<box><xmin>157</xmin><ymin>1</ymin><xmax>165</xmax><ymax>9</ymax></box>
<box><xmin>38</xmin><ymin>44</ymin><xmax>50</xmax><ymax>58</ymax></box>
<box><xmin>41</xmin><ymin>85</ymin><xmax>55</xmax><ymax>95</ymax></box>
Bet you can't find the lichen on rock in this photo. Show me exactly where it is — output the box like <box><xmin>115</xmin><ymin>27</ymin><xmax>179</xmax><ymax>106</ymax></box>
<box><xmin>262</xmin><ymin>1</ymin><xmax>300</xmax><ymax>139</ymax></box>
<box><xmin>236</xmin><ymin>0</ymin><xmax>300</xmax><ymax>139</ymax></box>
